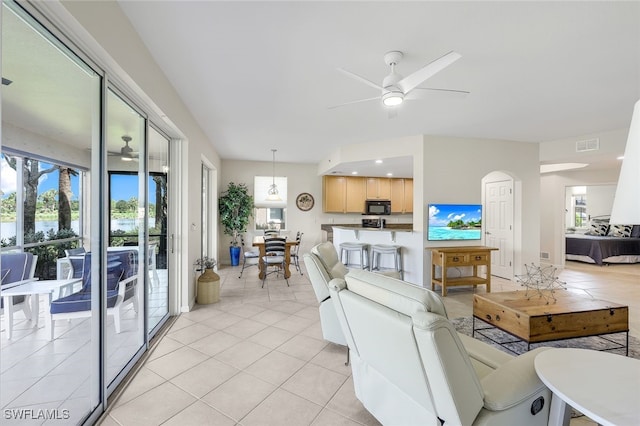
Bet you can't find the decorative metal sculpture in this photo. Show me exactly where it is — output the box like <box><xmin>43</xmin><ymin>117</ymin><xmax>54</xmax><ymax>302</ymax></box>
<box><xmin>515</xmin><ymin>263</ymin><xmax>567</xmax><ymax>304</ymax></box>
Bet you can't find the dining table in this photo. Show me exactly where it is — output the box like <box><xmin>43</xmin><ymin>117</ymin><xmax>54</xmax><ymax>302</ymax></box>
<box><xmin>252</xmin><ymin>236</ymin><xmax>299</xmax><ymax>279</ymax></box>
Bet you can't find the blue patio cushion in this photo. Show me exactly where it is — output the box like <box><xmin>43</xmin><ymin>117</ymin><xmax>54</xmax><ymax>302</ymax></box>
<box><xmin>69</xmin><ymin>257</ymin><xmax>85</xmax><ymax>279</ymax></box>
<box><xmin>1</xmin><ymin>253</ymin><xmax>35</xmax><ymax>285</ymax></box>
<box><xmin>0</xmin><ymin>253</ymin><xmax>36</xmax><ymax>308</ymax></box>
<box><xmin>50</xmin><ymin>253</ymin><xmax>126</xmax><ymax>314</ymax></box>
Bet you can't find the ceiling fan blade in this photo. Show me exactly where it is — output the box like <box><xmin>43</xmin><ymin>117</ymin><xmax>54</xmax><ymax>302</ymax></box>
<box><xmin>397</xmin><ymin>51</ymin><xmax>462</xmax><ymax>94</ymax></box>
<box><xmin>406</xmin><ymin>87</ymin><xmax>470</xmax><ymax>100</ymax></box>
<box><xmin>328</xmin><ymin>96</ymin><xmax>380</xmax><ymax>109</ymax></box>
<box><xmin>337</xmin><ymin>68</ymin><xmax>385</xmax><ymax>91</ymax></box>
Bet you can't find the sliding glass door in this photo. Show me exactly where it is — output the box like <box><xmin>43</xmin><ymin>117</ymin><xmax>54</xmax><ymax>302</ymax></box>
<box><xmin>1</xmin><ymin>1</ymin><xmax>102</xmax><ymax>422</ymax></box>
<box><xmin>147</xmin><ymin>127</ymin><xmax>170</xmax><ymax>335</ymax></box>
<box><xmin>1</xmin><ymin>1</ymin><xmax>174</xmax><ymax>422</ymax></box>
<box><xmin>105</xmin><ymin>89</ymin><xmax>146</xmax><ymax>388</ymax></box>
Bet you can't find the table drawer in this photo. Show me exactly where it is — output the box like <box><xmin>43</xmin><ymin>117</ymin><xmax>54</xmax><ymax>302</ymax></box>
<box><xmin>445</xmin><ymin>254</ymin><xmax>469</xmax><ymax>265</ymax></box>
<box><xmin>469</xmin><ymin>253</ymin><xmax>489</xmax><ymax>264</ymax></box>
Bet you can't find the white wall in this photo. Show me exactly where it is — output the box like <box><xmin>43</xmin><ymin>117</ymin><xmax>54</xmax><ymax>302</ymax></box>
<box><xmin>422</xmin><ymin>135</ymin><xmax>541</xmax><ymax>283</ymax></box>
<box><xmin>539</xmin><ymin>128</ymin><xmax>628</xmax><ymax>164</ymax></box>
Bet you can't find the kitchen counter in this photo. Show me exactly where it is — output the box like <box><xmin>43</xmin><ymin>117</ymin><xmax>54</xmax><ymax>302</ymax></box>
<box><xmin>331</xmin><ymin>226</ymin><xmax>423</xmax><ymax>286</ymax></box>
<box><xmin>321</xmin><ymin>223</ymin><xmax>413</xmax><ymax>242</ymax></box>
<box><xmin>332</xmin><ymin>226</ymin><xmax>414</xmax><ymax>232</ymax></box>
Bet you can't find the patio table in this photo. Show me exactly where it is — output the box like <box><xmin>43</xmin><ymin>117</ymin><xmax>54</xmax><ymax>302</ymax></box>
<box><xmin>1</xmin><ymin>278</ymin><xmax>81</xmax><ymax>339</ymax></box>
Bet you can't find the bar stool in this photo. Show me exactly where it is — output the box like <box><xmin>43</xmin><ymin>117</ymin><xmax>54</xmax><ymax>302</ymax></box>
<box><xmin>370</xmin><ymin>244</ymin><xmax>403</xmax><ymax>279</ymax></box>
<box><xmin>339</xmin><ymin>242</ymin><xmax>370</xmax><ymax>270</ymax></box>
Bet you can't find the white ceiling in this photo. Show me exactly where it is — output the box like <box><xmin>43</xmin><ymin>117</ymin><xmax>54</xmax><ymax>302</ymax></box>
<box><xmin>116</xmin><ymin>1</ymin><xmax>640</xmax><ymax>175</ymax></box>
<box><xmin>3</xmin><ymin>2</ymin><xmax>639</xmax><ymax>177</ymax></box>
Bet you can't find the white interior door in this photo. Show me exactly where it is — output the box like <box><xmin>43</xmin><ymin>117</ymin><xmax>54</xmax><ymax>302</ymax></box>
<box><xmin>485</xmin><ymin>179</ymin><xmax>514</xmax><ymax>279</ymax></box>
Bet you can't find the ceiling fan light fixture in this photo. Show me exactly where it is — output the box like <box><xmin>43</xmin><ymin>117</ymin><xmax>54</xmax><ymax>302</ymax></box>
<box><xmin>382</xmin><ymin>91</ymin><xmax>404</xmax><ymax>107</ymax></box>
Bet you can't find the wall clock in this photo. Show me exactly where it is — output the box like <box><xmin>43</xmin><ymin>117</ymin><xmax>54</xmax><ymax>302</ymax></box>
<box><xmin>295</xmin><ymin>192</ymin><xmax>314</xmax><ymax>211</ymax></box>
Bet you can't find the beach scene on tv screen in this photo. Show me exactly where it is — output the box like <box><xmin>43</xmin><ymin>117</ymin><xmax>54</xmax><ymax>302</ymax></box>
<box><xmin>428</xmin><ymin>204</ymin><xmax>482</xmax><ymax>240</ymax></box>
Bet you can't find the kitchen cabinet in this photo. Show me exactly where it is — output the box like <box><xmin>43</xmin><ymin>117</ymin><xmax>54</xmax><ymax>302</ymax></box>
<box><xmin>390</xmin><ymin>178</ymin><xmax>413</xmax><ymax>213</ymax></box>
<box><xmin>323</xmin><ymin>176</ymin><xmax>366</xmax><ymax>213</ymax></box>
<box><xmin>366</xmin><ymin>177</ymin><xmax>391</xmax><ymax>199</ymax></box>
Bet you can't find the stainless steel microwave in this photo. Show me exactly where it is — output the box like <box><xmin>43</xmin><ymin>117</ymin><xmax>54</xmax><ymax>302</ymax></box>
<box><xmin>365</xmin><ymin>199</ymin><xmax>391</xmax><ymax>215</ymax></box>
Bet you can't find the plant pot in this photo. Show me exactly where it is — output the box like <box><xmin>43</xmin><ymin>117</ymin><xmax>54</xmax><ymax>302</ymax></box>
<box><xmin>197</xmin><ymin>268</ymin><xmax>220</xmax><ymax>304</ymax></box>
<box><xmin>230</xmin><ymin>245</ymin><xmax>241</xmax><ymax>266</ymax></box>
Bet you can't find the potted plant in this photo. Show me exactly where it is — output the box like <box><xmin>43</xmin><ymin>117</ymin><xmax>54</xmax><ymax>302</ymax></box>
<box><xmin>219</xmin><ymin>182</ymin><xmax>254</xmax><ymax>266</ymax></box>
<box><xmin>194</xmin><ymin>256</ymin><xmax>220</xmax><ymax>304</ymax></box>
<box><xmin>194</xmin><ymin>256</ymin><xmax>217</xmax><ymax>271</ymax></box>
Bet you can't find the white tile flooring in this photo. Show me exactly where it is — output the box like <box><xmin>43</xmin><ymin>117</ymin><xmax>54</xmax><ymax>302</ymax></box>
<box><xmin>99</xmin><ymin>260</ymin><xmax>640</xmax><ymax>426</ymax></box>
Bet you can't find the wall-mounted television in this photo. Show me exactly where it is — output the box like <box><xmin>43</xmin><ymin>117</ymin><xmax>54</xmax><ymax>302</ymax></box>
<box><xmin>428</xmin><ymin>203</ymin><xmax>482</xmax><ymax>241</ymax></box>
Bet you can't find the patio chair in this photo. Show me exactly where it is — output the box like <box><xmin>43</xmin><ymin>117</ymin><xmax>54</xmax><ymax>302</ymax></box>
<box><xmin>1</xmin><ymin>252</ymin><xmax>38</xmax><ymax>323</ymax></box>
<box><xmin>50</xmin><ymin>250</ymin><xmax>139</xmax><ymax>338</ymax></box>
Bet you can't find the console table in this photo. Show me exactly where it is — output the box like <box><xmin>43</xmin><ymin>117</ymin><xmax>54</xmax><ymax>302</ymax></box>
<box><xmin>428</xmin><ymin>246</ymin><xmax>497</xmax><ymax>296</ymax></box>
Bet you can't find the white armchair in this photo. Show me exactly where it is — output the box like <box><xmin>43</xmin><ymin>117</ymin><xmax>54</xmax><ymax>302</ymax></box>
<box><xmin>328</xmin><ymin>269</ymin><xmax>551</xmax><ymax>426</ymax></box>
<box><xmin>302</xmin><ymin>242</ymin><xmax>348</xmax><ymax>347</ymax></box>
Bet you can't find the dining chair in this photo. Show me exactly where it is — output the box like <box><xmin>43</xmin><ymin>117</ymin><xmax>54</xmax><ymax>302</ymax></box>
<box><xmin>263</xmin><ymin>229</ymin><xmax>280</xmax><ymax>237</ymax></box>
<box><xmin>290</xmin><ymin>231</ymin><xmax>304</xmax><ymax>275</ymax></box>
<box><xmin>261</xmin><ymin>236</ymin><xmax>288</xmax><ymax>288</ymax></box>
<box><xmin>238</xmin><ymin>234</ymin><xmax>260</xmax><ymax>278</ymax></box>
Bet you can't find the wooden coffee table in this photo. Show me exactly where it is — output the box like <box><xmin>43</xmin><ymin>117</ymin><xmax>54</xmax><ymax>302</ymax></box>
<box><xmin>473</xmin><ymin>290</ymin><xmax>629</xmax><ymax>354</ymax></box>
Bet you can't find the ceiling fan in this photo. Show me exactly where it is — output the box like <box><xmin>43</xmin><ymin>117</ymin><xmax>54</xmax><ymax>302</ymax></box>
<box><xmin>330</xmin><ymin>50</ymin><xmax>468</xmax><ymax>111</ymax></box>
<box><xmin>109</xmin><ymin>135</ymin><xmax>139</xmax><ymax>161</ymax></box>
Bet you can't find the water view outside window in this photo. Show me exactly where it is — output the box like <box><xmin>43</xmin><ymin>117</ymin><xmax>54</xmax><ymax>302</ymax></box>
<box><xmin>0</xmin><ymin>153</ymin><xmax>83</xmax><ymax>278</ymax></box>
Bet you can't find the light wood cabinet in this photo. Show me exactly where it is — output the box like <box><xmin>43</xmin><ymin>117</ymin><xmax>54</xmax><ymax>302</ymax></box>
<box><xmin>390</xmin><ymin>178</ymin><xmax>413</xmax><ymax>213</ymax></box>
<box><xmin>323</xmin><ymin>176</ymin><xmax>346</xmax><ymax>213</ymax></box>
<box><xmin>366</xmin><ymin>177</ymin><xmax>391</xmax><ymax>199</ymax></box>
<box><xmin>323</xmin><ymin>176</ymin><xmax>366</xmax><ymax>213</ymax></box>
<box><xmin>429</xmin><ymin>246</ymin><xmax>498</xmax><ymax>296</ymax></box>
<box><xmin>345</xmin><ymin>177</ymin><xmax>366</xmax><ymax>212</ymax></box>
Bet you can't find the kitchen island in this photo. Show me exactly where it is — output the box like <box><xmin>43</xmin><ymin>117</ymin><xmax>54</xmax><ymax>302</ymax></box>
<box><xmin>331</xmin><ymin>226</ymin><xmax>423</xmax><ymax>285</ymax></box>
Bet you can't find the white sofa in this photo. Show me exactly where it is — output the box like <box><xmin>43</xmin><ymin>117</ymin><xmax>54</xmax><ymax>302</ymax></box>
<box><xmin>329</xmin><ymin>269</ymin><xmax>552</xmax><ymax>426</ymax></box>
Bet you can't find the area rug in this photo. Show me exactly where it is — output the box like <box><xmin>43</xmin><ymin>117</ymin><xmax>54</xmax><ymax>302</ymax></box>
<box><xmin>451</xmin><ymin>316</ymin><xmax>640</xmax><ymax>359</ymax></box>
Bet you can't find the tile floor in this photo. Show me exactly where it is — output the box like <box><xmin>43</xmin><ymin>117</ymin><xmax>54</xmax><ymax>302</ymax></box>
<box><xmin>99</xmin><ymin>260</ymin><xmax>640</xmax><ymax>426</ymax></box>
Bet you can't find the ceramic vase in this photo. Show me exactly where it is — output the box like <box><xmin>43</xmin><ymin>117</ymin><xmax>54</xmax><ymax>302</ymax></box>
<box><xmin>197</xmin><ymin>268</ymin><xmax>220</xmax><ymax>304</ymax></box>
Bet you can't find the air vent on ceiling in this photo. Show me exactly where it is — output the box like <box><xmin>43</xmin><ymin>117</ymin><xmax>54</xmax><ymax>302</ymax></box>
<box><xmin>540</xmin><ymin>251</ymin><xmax>550</xmax><ymax>260</ymax></box>
<box><xmin>576</xmin><ymin>138</ymin><xmax>599</xmax><ymax>152</ymax></box>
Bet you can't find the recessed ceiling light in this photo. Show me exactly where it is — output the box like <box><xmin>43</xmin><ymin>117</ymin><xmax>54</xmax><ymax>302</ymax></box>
<box><xmin>617</xmin><ymin>156</ymin><xmax>624</xmax><ymax>160</ymax></box>
<box><xmin>351</xmin><ymin>171</ymin><xmax>358</xmax><ymax>175</ymax></box>
<box><xmin>386</xmin><ymin>172</ymin><xmax>393</xmax><ymax>176</ymax></box>
<box><xmin>375</xmin><ymin>159</ymin><xmax>383</xmax><ymax>164</ymax></box>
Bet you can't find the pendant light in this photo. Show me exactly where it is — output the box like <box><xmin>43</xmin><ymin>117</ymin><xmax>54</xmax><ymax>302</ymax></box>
<box><xmin>610</xmin><ymin>99</ymin><xmax>640</xmax><ymax>224</ymax></box>
<box><xmin>266</xmin><ymin>149</ymin><xmax>282</xmax><ymax>201</ymax></box>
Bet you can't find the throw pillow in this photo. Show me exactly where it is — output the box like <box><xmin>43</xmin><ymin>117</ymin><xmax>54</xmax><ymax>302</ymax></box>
<box><xmin>608</xmin><ymin>224</ymin><xmax>633</xmax><ymax>238</ymax></box>
<box><xmin>588</xmin><ymin>222</ymin><xmax>609</xmax><ymax>236</ymax></box>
